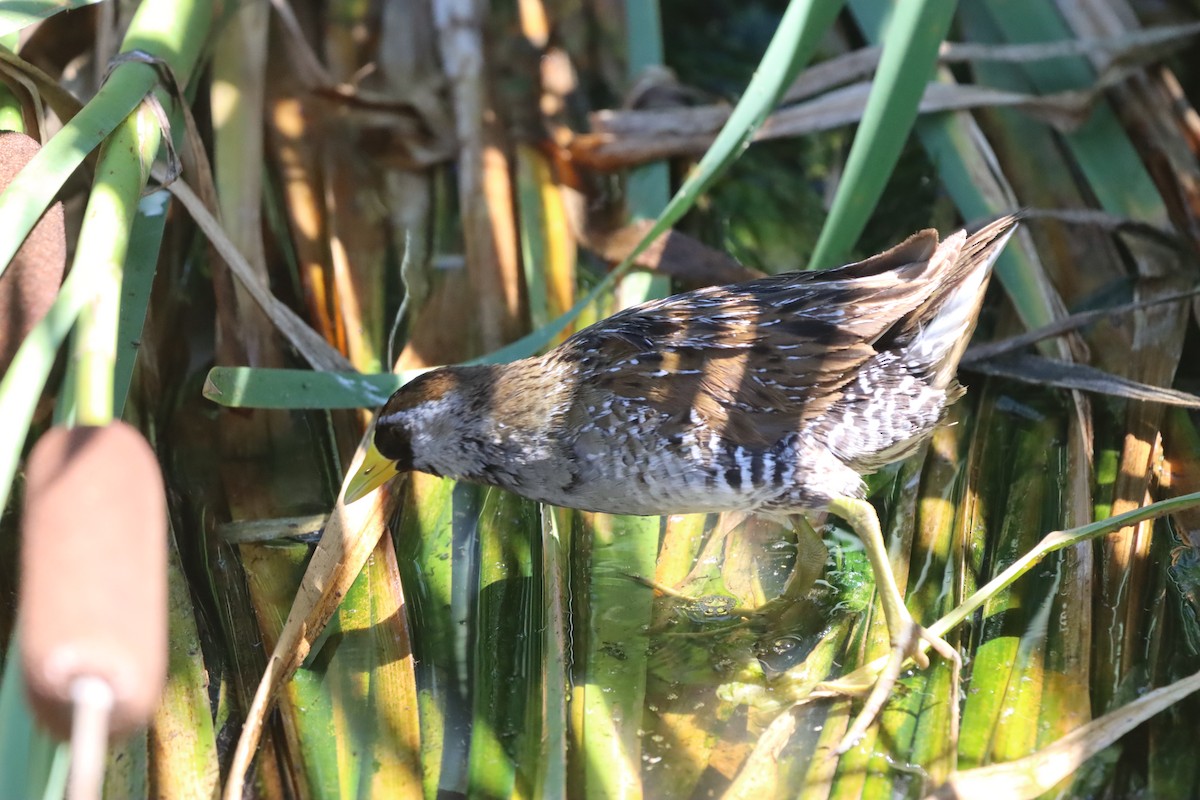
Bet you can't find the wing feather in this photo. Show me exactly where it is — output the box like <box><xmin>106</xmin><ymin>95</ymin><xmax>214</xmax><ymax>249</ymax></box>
<box><xmin>555</xmin><ymin>229</ymin><xmax>953</xmax><ymax>446</ymax></box>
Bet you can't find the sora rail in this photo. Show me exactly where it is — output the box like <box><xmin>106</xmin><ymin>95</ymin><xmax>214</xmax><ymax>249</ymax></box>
<box><xmin>346</xmin><ymin>214</ymin><xmax>1019</xmax><ymax>747</ymax></box>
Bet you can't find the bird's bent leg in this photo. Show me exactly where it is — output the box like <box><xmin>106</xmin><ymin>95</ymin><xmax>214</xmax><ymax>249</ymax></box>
<box><xmin>826</xmin><ymin>496</ymin><xmax>959</xmax><ymax>751</ymax></box>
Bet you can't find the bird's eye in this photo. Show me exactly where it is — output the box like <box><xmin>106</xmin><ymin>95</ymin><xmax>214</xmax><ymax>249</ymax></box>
<box><xmin>376</xmin><ymin>424</ymin><xmax>415</xmax><ymax>472</ymax></box>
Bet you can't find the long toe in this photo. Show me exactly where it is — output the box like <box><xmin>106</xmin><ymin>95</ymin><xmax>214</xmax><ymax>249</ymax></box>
<box><xmin>836</xmin><ymin>620</ymin><xmax>960</xmax><ymax>753</ymax></box>
<box><xmin>918</xmin><ymin>625</ymin><xmax>958</xmax><ymax>665</ymax></box>
<box><xmin>837</xmin><ymin>637</ymin><xmax>910</xmax><ymax>753</ymax></box>
<box><xmin>902</xmin><ymin>627</ymin><xmax>931</xmax><ymax>670</ymax></box>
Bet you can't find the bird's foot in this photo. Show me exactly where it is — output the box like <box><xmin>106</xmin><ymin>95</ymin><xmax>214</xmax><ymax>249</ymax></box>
<box><xmin>836</xmin><ymin>619</ymin><xmax>958</xmax><ymax>754</ymax></box>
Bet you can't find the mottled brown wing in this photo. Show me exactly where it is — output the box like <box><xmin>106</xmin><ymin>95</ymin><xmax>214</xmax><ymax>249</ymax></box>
<box><xmin>555</xmin><ymin>229</ymin><xmax>952</xmax><ymax>445</ymax></box>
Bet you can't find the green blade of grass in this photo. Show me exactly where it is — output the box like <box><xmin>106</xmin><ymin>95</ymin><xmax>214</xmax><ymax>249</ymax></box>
<box><xmin>0</xmin><ymin>83</ymin><xmax>22</xmax><ymax>131</ymax></box>
<box><xmin>515</xmin><ymin>151</ymin><xmax>551</xmax><ymax>334</ymax></box>
<box><xmin>152</xmin><ymin>527</ymin><xmax>220</xmax><ymax>797</ymax></box>
<box><xmin>72</xmin><ymin>112</ymin><xmax>156</xmax><ymax>426</ymax></box>
<box><xmin>390</xmin><ymin>474</ymin><xmax>462</xmax><ymax>799</ymax></box>
<box><xmin>239</xmin><ymin>531</ymin><xmax>424</xmax><ymax>797</ymax></box>
<box><xmin>618</xmin><ymin>0</ymin><xmax>670</xmax><ymax>308</ymax></box>
<box><xmin>114</xmin><ymin>192</ymin><xmax>170</xmax><ymax>416</ymax></box>
<box><xmin>0</xmin><ymin>0</ymin><xmax>102</xmax><ymax>38</ymax></box>
<box><xmin>239</xmin><ymin>543</ymin><xmax>342</xmax><ymax>793</ymax></box>
<box><xmin>957</xmin><ymin>384</ymin><xmax>1073</xmax><ymax>768</ymax></box>
<box><xmin>0</xmin><ymin>261</ymin><xmax>94</xmax><ymax>512</ymax></box>
<box><xmin>0</xmin><ymin>639</ymin><xmax>63</xmax><ymax>800</ymax></box>
<box><xmin>578</xmin><ymin>514</ymin><xmax>658</xmax><ymax>799</ymax></box>
<box><xmin>466</xmin><ymin>490</ymin><xmax>539</xmax><ymax>797</ymax></box>
<box><xmin>809</xmin><ymin>0</ymin><xmax>957</xmax><ymax>269</ymax></box>
<box><xmin>203</xmin><ymin>367</ymin><xmax>403</xmax><ymax>409</ymax></box>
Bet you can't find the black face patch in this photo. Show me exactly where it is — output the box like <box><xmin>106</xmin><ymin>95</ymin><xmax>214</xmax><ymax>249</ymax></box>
<box><xmin>375</xmin><ymin>423</ymin><xmax>415</xmax><ymax>472</ymax></box>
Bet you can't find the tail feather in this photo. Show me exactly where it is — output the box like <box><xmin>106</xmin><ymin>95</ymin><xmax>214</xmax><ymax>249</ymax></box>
<box><xmin>894</xmin><ymin>214</ymin><xmax>1019</xmax><ymax>388</ymax></box>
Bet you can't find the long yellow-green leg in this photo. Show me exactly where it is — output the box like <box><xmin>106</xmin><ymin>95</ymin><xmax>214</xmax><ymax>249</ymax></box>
<box><xmin>827</xmin><ymin>496</ymin><xmax>959</xmax><ymax>752</ymax></box>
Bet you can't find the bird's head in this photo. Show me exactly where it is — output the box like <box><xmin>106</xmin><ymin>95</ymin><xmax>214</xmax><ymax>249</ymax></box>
<box><xmin>343</xmin><ymin>366</ymin><xmax>490</xmax><ymax>502</ymax></box>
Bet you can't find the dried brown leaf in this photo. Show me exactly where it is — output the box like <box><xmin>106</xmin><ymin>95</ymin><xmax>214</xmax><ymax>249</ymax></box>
<box><xmin>966</xmin><ymin>352</ymin><xmax>1200</xmax><ymax>407</ymax></box>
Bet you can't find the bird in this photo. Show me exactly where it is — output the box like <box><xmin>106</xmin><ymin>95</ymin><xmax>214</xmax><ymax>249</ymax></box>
<box><xmin>345</xmin><ymin>214</ymin><xmax>1019</xmax><ymax>748</ymax></box>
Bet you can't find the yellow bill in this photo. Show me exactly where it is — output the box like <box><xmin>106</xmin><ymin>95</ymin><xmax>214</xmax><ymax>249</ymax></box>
<box><xmin>343</xmin><ymin>440</ymin><xmax>401</xmax><ymax>503</ymax></box>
